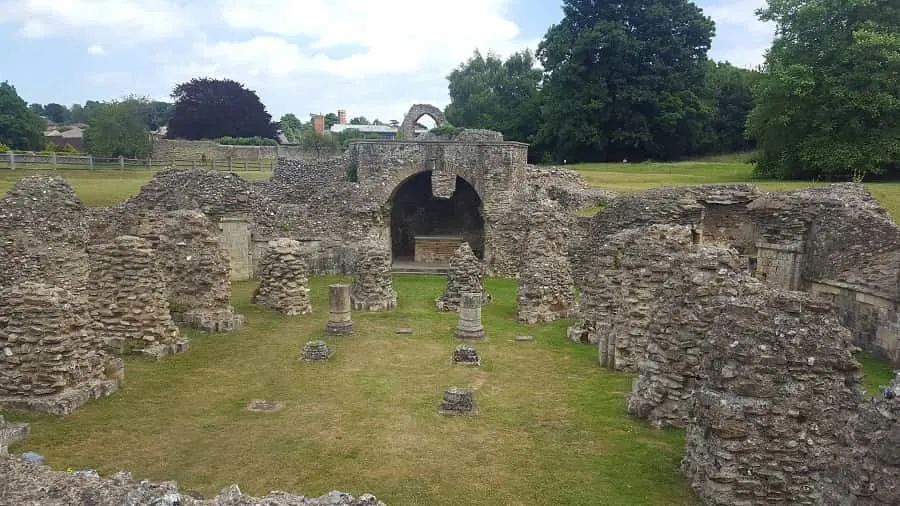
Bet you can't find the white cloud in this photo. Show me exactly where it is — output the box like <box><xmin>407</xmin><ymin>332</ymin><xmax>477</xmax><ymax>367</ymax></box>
<box><xmin>87</xmin><ymin>44</ymin><xmax>105</xmax><ymax>55</ymax></box>
<box><xmin>701</xmin><ymin>0</ymin><xmax>774</xmax><ymax>68</ymax></box>
<box><xmin>0</xmin><ymin>0</ymin><xmax>200</xmax><ymax>40</ymax></box>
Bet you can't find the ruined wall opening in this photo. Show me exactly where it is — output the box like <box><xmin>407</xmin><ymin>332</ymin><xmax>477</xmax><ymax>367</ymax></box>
<box><xmin>390</xmin><ymin>171</ymin><xmax>484</xmax><ymax>263</ymax></box>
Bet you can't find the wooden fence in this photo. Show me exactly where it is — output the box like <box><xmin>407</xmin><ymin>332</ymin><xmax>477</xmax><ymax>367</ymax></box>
<box><xmin>0</xmin><ymin>152</ymin><xmax>274</xmax><ymax>171</ymax></box>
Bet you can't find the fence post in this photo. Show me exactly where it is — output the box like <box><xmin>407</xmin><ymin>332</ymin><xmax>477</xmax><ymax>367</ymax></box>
<box><xmin>191</xmin><ymin>160</ymin><xmax>196</xmax><ymax>170</ymax></box>
<box><xmin>51</xmin><ymin>151</ymin><xmax>57</xmax><ymax>168</ymax></box>
<box><xmin>88</xmin><ymin>155</ymin><xmax>93</xmax><ymax>170</ymax></box>
<box><xmin>243</xmin><ymin>160</ymin><xmax>248</xmax><ymax>171</ymax></box>
<box><xmin>148</xmin><ymin>156</ymin><xmax>152</xmax><ymax>170</ymax></box>
<box><xmin>119</xmin><ymin>156</ymin><xmax>124</xmax><ymax>169</ymax></box>
<box><xmin>8</xmin><ymin>151</ymin><xmax>14</xmax><ymax>170</ymax></box>
<box><xmin>212</xmin><ymin>159</ymin><xmax>216</xmax><ymax>171</ymax></box>
<box><xmin>228</xmin><ymin>158</ymin><xmax>232</xmax><ymax>172</ymax></box>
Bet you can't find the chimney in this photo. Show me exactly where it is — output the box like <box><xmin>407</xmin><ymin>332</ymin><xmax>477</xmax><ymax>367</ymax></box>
<box><xmin>312</xmin><ymin>114</ymin><xmax>325</xmax><ymax>134</ymax></box>
<box><xmin>337</xmin><ymin>109</ymin><xmax>347</xmax><ymax>125</ymax></box>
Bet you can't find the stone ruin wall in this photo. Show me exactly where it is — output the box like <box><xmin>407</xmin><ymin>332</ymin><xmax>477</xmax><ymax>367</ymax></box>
<box><xmin>0</xmin><ymin>456</ymin><xmax>384</xmax><ymax>506</ymax></box>
<box><xmin>516</xmin><ymin>196</ymin><xmax>577</xmax><ymax>324</ymax></box>
<box><xmin>151</xmin><ymin>138</ymin><xmax>324</xmax><ymax>163</ymax></box>
<box><xmin>350</xmin><ymin>241</ymin><xmax>398</xmax><ymax>312</ymax></box>
<box><xmin>87</xmin><ymin>236</ymin><xmax>182</xmax><ymax>357</ymax></box>
<box><xmin>0</xmin><ymin>282</ymin><xmax>121</xmax><ymax>415</ymax></box>
<box><xmin>252</xmin><ymin>238</ymin><xmax>313</xmax><ymax>315</ymax></box>
<box><xmin>571</xmin><ymin>224</ymin><xmax>695</xmax><ymax>371</ymax></box>
<box><xmin>436</xmin><ymin>242</ymin><xmax>487</xmax><ymax>312</ymax></box>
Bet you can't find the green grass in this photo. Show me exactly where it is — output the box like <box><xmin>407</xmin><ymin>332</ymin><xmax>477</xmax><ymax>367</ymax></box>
<box><xmin>0</xmin><ymin>169</ymin><xmax>271</xmax><ymax>207</ymax></box>
<box><xmin>572</xmin><ymin>161</ymin><xmax>900</xmax><ymax>220</ymax></box>
<box><xmin>2</xmin><ymin>276</ymin><xmax>695</xmax><ymax>505</ymax></box>
<box><xmin>857</xmin><ymin>352</ymin><xmax>898</xmax><ymax>396</ymax></box>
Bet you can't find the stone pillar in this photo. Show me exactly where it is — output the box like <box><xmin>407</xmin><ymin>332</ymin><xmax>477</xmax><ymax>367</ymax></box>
<box><xmin>325</xmin><ymin>284</ymin><xmax>353</xmax><ymax>335</ymax></box>
<box><xmin>438</xmin><ymin>387</ymin><xmax>477</xmax><ymax>416</ymax></box>
<box><xmin>455</xmin><ymin>292</ymin><xmax>485</xmax><ymax>340</ymax></box>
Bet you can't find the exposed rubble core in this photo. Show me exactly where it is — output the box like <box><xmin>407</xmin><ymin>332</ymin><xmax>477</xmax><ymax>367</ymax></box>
<box><xmin>436</xmin><ymin>242</ymin><xmax>488</xmax><ymax>312</ymax></box>
<box><xmin>351</xmin><ymin>241</ymin><xmax>398</xmax><ymax>311</ymax></box>
<box><xmin>626</xmin><ymin>246</ymin><xmax>755</xmax><ymax>428</ymax></box>
<box><xmin>682</xmin><ymin>289</ymin><xmax>863</xmax><ymax>505</ymax></box>
<box><xmin>516</xmin><ymin>197</ymin><xmax>576</xmax><ymax>324</ymax></box>
<box><xmin>253</xmin><ymin>238</ymin><xmax>312</xmax><ymax>316</ymax></box>
<box><xmin>87</xmin><ymin>236</ymin><xmax>182</xmax><ymax>357</ymax></box>
<box><xmin>0</xmin><ymin>282</ymin><xmax>122</xmax><ymax>415</ymax></box>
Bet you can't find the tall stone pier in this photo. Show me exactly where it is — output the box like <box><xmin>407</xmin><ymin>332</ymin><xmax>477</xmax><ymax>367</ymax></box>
<box><xmin>455</xmin><ymin>292</ymin><xmax>486</xmax><ymax>340</ymax></box>
<box><xmin>325</xmin><ymin>284</ymin><xmax>354</xmax><ymax>336</ymax></box>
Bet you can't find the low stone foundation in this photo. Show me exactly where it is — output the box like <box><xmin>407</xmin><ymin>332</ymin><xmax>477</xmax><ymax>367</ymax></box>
<box><xmin>253</xmin><ymin>238</ymin><xmax>312</xmax><ymax>316</ymax></box>
<box><xmin>436</xmin><ymin>242</ymin><xmax>488</xmax><ymax>312</ymax></box>
<box><xmin>351</xmin><ymin>242</ymin><xmax>397</xmax><ymax>311</ymax></box>
<box><xmin>438</xmin><ymin>387</ymin><xmax>477</xmax><ymax>416</ymax></box>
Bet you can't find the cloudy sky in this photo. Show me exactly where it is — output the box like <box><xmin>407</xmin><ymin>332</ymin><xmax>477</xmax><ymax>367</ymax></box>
<box><xmin>0</xmin><ymin>0</ymin><xmax>772</xmax><ymax>123</ymax></box>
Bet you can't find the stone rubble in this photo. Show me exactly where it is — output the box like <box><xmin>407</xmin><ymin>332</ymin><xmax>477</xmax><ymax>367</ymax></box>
<box><xmin>451</xmin><ymin>344</ymin><xmax>481</xmax><ymax>366</ymax></box>
<box><xmin>0</xmin><ymin>457</ymin><xmax>385</xmax><ymax>505</ymax></box>
<box><xmin>516</xmin><ymin>196</ymin><xmax>576</xmax><ymax>324</ymax></box>
<box><xmin>626</xmin><ymin>246</ymin><xmax>755</xmax><ymax>428</ymax></box>
<box><xmin>302</xmin><ymin>340</ymin><xmax>334</xmax><ymax>361</ymax></box>
<box><xmin>682</xmin><ymin>289</ymin><xmax>863</xmax><ymax>506</ymax></box>
<box><xmin>0</xmin><ymin>416</ymin><xmax>30</xmax><ymax>457</ymax></box>
<box><xmin>0</xmin><ymin>282</ymin><xmax>122</xmax><ymax>414</ymax></box>
<box><xmin>438</xmin><ymin>387</ymin><xmax>477</xmax><ymax>416</ymax></box>
<box><xmin>87</xmin><ymin>236</ymin><xmax>182</xmax><ymax>358</ymax></box>
<box><xmin>436</xmin><ymin>242</ymin><xmax>488</xmax><ymax>312</ymax></box>
<box><xmin>350</xmin><ymin>241</ymin><xmax>398</xmax><ymax>311</ymax></box>
<box><xmin>252</xmin><ymin>238</ymin><xmax>312</xmax><ymax>316</ymax></box>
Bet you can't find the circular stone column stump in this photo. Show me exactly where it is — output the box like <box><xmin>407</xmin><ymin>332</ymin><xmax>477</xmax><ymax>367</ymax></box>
<box><xmin>301</xmin><ymin>340</ymin><xmax>334</xmax><ymax>361</ymax></box>
<box><xmin>438</xmin><ymin>387</ymin><xmax>478</xmax><ymax>416</ymax></box>
<box><xmin>324</xmin><ymin>284</ymin><xmax>354</xmax><ymax>336</ymax></box>
<box><xmin>452</xmin><ymin>344</ymin><xmax>481</xmax><ymax>366</ymax></box>
<box><xmin>454</xmin><ymin>292</ymin><xmax>485</xmax><ymax>340</ymax></box>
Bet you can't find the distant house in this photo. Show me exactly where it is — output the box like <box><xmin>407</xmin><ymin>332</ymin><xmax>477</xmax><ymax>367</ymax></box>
<box><xmin>43</xmin><ymin>125</ymin><xmax>85</xmax><ymax>151</ymax></box>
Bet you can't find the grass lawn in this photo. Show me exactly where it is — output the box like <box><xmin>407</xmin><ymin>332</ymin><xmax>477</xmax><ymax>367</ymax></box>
<box><xmin>3</xmin><ymin>276</ymin><xmax>695</xmax><ymax>505</ymax></box>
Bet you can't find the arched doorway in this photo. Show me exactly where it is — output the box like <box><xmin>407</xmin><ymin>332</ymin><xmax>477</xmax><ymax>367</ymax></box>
<box><xmin>400</xmin><ymin>104</ymin><xmax>449</xmax><ymax>139</ymax></box>
<box><xmin>390</xmin><ymin>172</ymin><xmax>484</xmax><ymax>264</ymax></box>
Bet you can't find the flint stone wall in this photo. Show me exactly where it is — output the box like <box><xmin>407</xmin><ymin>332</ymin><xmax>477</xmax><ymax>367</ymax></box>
<box><xmin>0</xmin><ymin>282</ymin><xmax>120</xmax><ymax>414</ymax></box>
<box><xmin>87</xmin><ymin>236</ymin><xmax>181</xmax><ymax>356</ymax></box>
<box><xmin>252</xmin><ymin>238</ymin><xmax>312</xmax><ymax>315</ymax></box>
<box><xmin>0</xmin><ymin>176</ymin><xmax>90</xmax><ymax>296</ymax></box>
<box><xmin>516</xmin><ymin>197</ymin><xmax>576</xmax><ymax>324</ymax></box>
<box><xmin>0</xmin><ymin>456</ymin><xmax>384</xmax><ymax>506</ymax></box>
<box><xmin>683</xmin><ymin>289</ymin><xmax>863</xmax><ymax>506</ymax></box>
<box><xmin>350</xmin><ymin>241</ymin><xmax>397</xmax><ymax>311</ymax></box>
<box><xmin>572</xmin><ymin>225</ymin><xmax>694</xmax><ymax>371</ymax></box>
<box><xmin>151</xmin><ymin>138</ymin><xmax>323</xmax><ymax>162</ymax></box>
<box><xmin>524</xmin><ymin>166</ymin><xmax>616</xmax><ymax>212</ymax></box>
<box><xmin>436</xmin><ymin>242</ymin><xmax>487</xmax><ymax>312</ymax></box>
<box><xmin>626</xmin><ymin>246</ymin><xmax>757</xmax><ymax>428</ymax></box>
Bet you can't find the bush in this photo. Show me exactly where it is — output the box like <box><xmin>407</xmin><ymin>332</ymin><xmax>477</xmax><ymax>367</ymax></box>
<box><xmin>0</xmin><ymin>142</ymin><xmax>9</xmax><ymax>152</ymax></box>
<box><xmin>215</xmin><ymin>136</ymin><xmax>277</xmax><ymax>146</ymax></box>
<box><xmin>428</xmin><ymin>125</ymin><xmax>464</xmax><ymax>138</ymax></box>
<box><xmin>62</xmin><ymin>143</ymin><xmax>79</xmax><ymax>154</ymax></box>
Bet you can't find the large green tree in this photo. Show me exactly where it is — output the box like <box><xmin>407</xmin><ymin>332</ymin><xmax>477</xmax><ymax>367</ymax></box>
<box><xmin>84</xmin><ymin>100</ymin><xmax>151</xmax><ymax>158</ymax></box>
<box><xmin>748</xmin><ymin>0</ymin><xmax>900</xmax><ymax>180</ymax></box>
<box><xmin>705</xmin><ymin>62</ymin><xmax>759</xmax><ymax>154</ymax></box>
<box><xmin>0</xmin><ymin>81</ymin><xmax>44</xmax><ymax>150</ymax></box>
<box><xmin>445</xmin><ymin>49</ymin><xmax>543</xmax><ymax>146</ymax></box>
<box><xmin>167</xmin><ymin>78</ymin><xmax>275</xmax><ymax>140</ymax></box>
<box><xmin>537</xmin><ymin>0</ymin><xmax>715</xmax><ymax>162</ymax></box>
<box><xmin>43</xmin><ymin>103</ymin><xmax>70</xmax><ymax>123</ymax></box>
<box><xmin>279</xmin><ymin>113</ymin><xmax>306</xmax><ymax>143</ymax></box>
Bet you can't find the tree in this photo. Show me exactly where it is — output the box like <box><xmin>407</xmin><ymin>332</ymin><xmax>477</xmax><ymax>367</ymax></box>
<box><xmin>0</xmin><ymin>81</ymin><xmax>44</xmax><ymax>150</ymax></box>
<box><xmin>83</xmin><ymin>100</ymin><xmax>151</xmax><ymax>158</ymax></box>
<box><xmin>279</xmin><ymin>113</ymin><xmax>306</xmax><ymax>143</ymax></box>
<box><xmin>446</xmin><ymin>49</ymin><xmax>544</xmax><ymax>146</ymax></box>
<box><xmin>536</xmin><ymin>0</ymin><xmax>715</xmax><ymax>162</ymax></box>
<box><xmin>349</xmin><ymin>116</ymin><xmax>370</xmax><ymax>125</ymax></box>
<box><xmin>748</xmin><ymin>0</ymin><xmax>900</xmax><ymax>180</ymax></box>
<box><xmin>167</xmin><ymin>77</ymin><xmax>275</xmax><ymax>140</ymax></box>
<box><xmin>324</xmin><ymin>113</ymin><xmax>339</xmax><ymax>129</ymax></box>
<box><xmin>373</xmin><ymin>118</ymin><xmax>384</xmax><ymax>126</ymax></box>
<box><xmin>704</xmin><ymin>62</ymin><xmax>759</xmax><ymax>153</ymax></box>
<box><xmin>43</xmin><ymin>103</ymin><xmax>70</xmax><ymax>123</ymax></box>
<box><xmin>299</xmin><ymin>129</ymin><xmax>338</xmax><ymax>158</ymax></box>
<box><xmin>28</xmin><ymin>103</ymin><xmax>43</xmax><ymax>116</ymax></box>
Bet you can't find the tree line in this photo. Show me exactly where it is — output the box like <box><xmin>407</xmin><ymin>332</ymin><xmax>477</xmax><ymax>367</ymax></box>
<box><xmin>445</xmin><ymin>0</ymin><xmax>899</xmax><ymax>180</ymax></box>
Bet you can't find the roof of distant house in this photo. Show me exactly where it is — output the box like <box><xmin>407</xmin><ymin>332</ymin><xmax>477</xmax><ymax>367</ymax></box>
<box><xmin>44</xmin><ymin>130</ymin><xmax>62</xmax><ymax>137</ymax></box>
<box><xmin>60</xmin><ymin>127</ymin><xmax>84</xmax><ymax>138</ymax></box>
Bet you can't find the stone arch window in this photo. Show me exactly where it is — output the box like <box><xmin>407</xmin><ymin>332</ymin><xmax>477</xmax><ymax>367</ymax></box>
<box><xmin>400</xmin><ymin>104</ymin><xmax>449</xmax><ymax>139</ymax></box>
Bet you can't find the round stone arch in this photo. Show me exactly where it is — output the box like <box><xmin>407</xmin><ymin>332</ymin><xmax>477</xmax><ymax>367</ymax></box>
<box><xmin>400</xmin><ymin>104</ymin><xmax>448</xmax><ymax>139</ymax></box>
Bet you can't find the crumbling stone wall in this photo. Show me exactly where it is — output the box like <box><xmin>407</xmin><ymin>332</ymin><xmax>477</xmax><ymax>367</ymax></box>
<box><xmin>252</xmin><ymin>238</ymin><xmax>312</xmax><ymax>315</ymax></box>
<box><xmin>516</xmin><ymin>197</ymin><xmax>576</xmax><ymax>324</ymax></box>
<box><xmin>350</xmin><ymin>241</ymin><xmax>397</xmax><ymax>311</ymax></box>
<box><xmin>272</xmin><ymin>155</ymin><xmax>350</xmax><ymax>188</ymax></box>
<box><xmin>626</xmin><ymin>246</ymin><xmax>755</xmax><ymax>428</ymax></box>
<box><xmin>399</xmin><ymin>103</ymin><xmax>448</xmax><ymax>139</ymax></box>
<box><xmin>0</xmin><ymin>456</ymin><xmax>384</xmax><ymax>505</ymax></box>
<box><xmin>87</xmin><ymin>236</ymin><xmax>181</xmax><ymax>357</ymax></box>
<box><xmin>822</xmin><ymin>374</ymin><xmax>900</xmax><ymax>505</ymax></box>
<box><xmin>571</xmin><ymin>225</ymin><xmax>694</xmax><ymax>371</ymax></box>
<box><xmin>151</xmin><ymin>138</ymin><xmax>319</xmax><ymax>162</ymax></box>
<box><xmin>683</xmin><ymin>289</ymin><xmax>863</xmax><ymax>506</ymax></box>
<box><xmin>436</xmin><ymin>242</ymin><xmax>487</xmax><ymax>312</ymax></box>
<box><xmin>0</xmin><ymin>282</ymin><xmax>121</xmax><ymax>415</ymax></box>
<box><xmin>0</xmin><ymin>176</ymin><xmax>90</xmax><ymax>296</ymax></box>
<box><xmin>524</xmin><ymin>166</ymin><xmax>615</xmax><ymax>212</ymax></box>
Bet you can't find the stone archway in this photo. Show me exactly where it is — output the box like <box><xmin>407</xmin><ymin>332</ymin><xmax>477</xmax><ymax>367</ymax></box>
<box><xmin>389</xmin><ymin>171</ymin><xmax>484</xmax><ymax>264</ymax></box>
<box><xmin>400</xmin><ymin>104</ymin><xmax>448</xmax><ymax>139</ymax></box>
